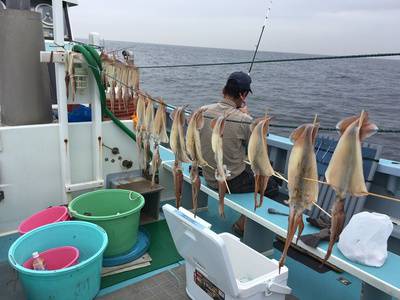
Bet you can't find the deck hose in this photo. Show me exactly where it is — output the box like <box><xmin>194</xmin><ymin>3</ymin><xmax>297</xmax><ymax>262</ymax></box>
<box><xmin>72</xmin><ymin>44</ymin><xmax>152</xmax><ymax>160</ymax></box>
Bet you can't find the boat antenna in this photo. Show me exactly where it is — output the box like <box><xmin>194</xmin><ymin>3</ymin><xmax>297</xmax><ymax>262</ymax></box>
<box><xmin>248</xmin><ymin>2</ymin><xmax>272</xmax><ymax>74</ymax></box>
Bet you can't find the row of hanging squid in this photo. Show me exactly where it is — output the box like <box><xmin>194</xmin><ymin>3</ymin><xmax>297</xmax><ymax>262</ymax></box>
<box><xmin>153</xmin><ymin>105</ymin><xmax>386</xmax><ymax>270</ymax></box>
<box><xmin>101</xmin><ymin>52</ymin><xmax>140</xmax><ymax>113</ymax></box>
<box><xmin>133</xmin><ymin>94</ymin><xmax>169</xmax><ymax>186</ymax></box>
<box><xmin>276</xmin><ymin>111</ymin><xmax>383</xmax><ymax>271</ymax></box>
<box><xmin>133</xmin><ymin>101</ymin><xmax>215</xmax><ymax>217</ymax></box>
<box><xmin>64</xmin><ymin>51</ymin><xmax>140</xmax><ymax>113</ymax></box>
<box><xmin>133</xmin><ymin>96</ymin><xmax>396</xmax><ymax>271</ymax></box>
<box><xmin>244</xmin><ymin>111</ymin><xmax>381</xmax><ymax>271</ymax></box>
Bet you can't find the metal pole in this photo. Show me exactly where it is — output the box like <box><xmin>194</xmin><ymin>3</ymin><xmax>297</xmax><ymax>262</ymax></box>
<box><xmin>89</xmin><ymin>32</ymin><xmax>104</xmax><ymax>184</ymax></box>
<box><xmin>52</xmin><ymin>0</ymin><xmax>71</xmax><ymax>203</ymax></box>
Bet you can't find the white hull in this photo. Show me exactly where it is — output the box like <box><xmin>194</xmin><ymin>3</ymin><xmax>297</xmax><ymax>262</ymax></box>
<box><xmin>0</xmin><ymin>120</ymin><xmax>140</xmax><ymax>233</ymax></box>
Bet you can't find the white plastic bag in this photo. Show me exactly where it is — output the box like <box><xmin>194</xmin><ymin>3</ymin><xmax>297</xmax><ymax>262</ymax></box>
<box><xmin>338</xmin><ymin>212</ymin><xmax>393</xmax><ymax>267</ymax></box>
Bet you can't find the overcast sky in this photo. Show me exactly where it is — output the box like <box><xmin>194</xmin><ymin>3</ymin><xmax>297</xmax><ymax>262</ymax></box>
<box><xmin>69</xmin><ymin>0</ymin><xmax>400</xmax><ymax>55</ymax></box>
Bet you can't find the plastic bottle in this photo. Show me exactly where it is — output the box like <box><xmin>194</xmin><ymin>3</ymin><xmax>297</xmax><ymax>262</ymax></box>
<box><xmin>32</xmin><ymin>251</ymin><xmax>46</xmax><ymax>271</ymax></box>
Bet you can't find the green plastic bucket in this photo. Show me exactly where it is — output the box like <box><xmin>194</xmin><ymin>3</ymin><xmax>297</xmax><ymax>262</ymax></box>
<box><xmin>68</xmin><ymin>189</ymin><xmax>144</xmax><ymax>257</ymax></box>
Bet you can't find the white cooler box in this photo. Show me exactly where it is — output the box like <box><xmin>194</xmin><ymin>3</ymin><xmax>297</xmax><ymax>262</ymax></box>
<box><xmin>163</xmin><ymin>204</ymin><xmax>291</xmax><ymax>300</ymax></box>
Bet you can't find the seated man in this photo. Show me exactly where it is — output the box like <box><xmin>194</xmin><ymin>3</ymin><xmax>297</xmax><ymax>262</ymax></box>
<box><xmin>200</xmin><ymin>71</ymin><xmax>279</xmax><ymax>235</ymax></box>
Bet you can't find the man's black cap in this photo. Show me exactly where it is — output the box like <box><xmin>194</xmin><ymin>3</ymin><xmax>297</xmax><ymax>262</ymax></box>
<box><xmin>227</xmin><ymin>71</ymin><xmax>252</xmax><ymax>93</ymax></box>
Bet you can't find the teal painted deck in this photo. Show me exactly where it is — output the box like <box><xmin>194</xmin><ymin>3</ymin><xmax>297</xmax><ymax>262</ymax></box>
<box><xmin>273</xmin><ymin>250</ymin><xmax>361</xmax><ymax>300</ymax></box>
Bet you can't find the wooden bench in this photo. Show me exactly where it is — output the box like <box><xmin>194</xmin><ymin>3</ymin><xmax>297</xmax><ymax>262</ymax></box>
<box><xmin>159</xmin><ymin>146</ymin><xmax>400</xmax><ymax>299</ymax></box>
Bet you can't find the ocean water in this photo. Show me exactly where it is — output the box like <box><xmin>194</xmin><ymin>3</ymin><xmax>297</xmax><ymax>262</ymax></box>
<box><xmin>104</xmin><ymin>40</ymin><xmax>400</xmax><ymax>161</ymax></box>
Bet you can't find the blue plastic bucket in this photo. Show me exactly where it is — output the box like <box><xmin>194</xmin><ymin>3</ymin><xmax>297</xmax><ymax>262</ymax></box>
<box><xmin>8</xmin><ymin>221</ymin><xmax>108</xmax><ymax>300</ymax></box>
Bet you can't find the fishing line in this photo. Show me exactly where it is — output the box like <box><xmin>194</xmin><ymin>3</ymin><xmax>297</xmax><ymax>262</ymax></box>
<box><xmin>305</xmin><ymin>178</ymin><xmax>400</xmax><ymax>204</ymax></box>
<box><xmin>200</xmin><ymin>114</ymin><xmax>400</xmax><ymax>133</ymax></box>
<box><xmin>75</xmin><ymin>49</ymin><xmax>400</xmax><ymax>134</ymax></box>
<box><xmin>106</xmin><ymin>46</ymin><xmax>136</xmax><ymax>55</ymax></box>
<box><xmin>272</xmin><ymin>171</ymin><xmax>332</xmax><ymax>218</ymax></box>
<box><xmin>71</xmin><ymin>40</ymin><xmax>104</xmax><ymax>50</ymax></box>
<box><xmin>48</xmin><ymin>41</ymin><xmax>104</xmax><ymax>50</ymax></box>
<box><xmin>136</xmin><ymin>52</ymin><xmax>400</xmax><ymax>69</ymax></box>
<box><xmin>95</xmin><ymin>65</ymin><xmax>400</xmax><ymax>133</ymax></box>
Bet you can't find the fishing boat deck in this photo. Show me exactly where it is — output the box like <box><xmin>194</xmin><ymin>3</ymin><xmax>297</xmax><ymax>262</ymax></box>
<box><xmin>0</xmin><ymin>261</ymin><xmax>24</xmax><ymax>300</ymax></box>
<box><xmin>0</xmin><ymin>259</ymin><xmax>189</xmax><ymax>300</ymax></box>
<box><xmin>99</xmin><ymin>264</ymin><xmax>299</xmax><ymax>300</ymax></box>
<box><xmin>98</xmin><ymin>265</ymin><xmax>189</xmax><ymax>300</ymax></box>
<box><xmin>1</xmin><ymin>126</ymin><xmax>399</xmax><ymax>300</ymax></box>
<box><xmin>0</xmin><ymin>242</ymin><xmax>298</xmax><ymax>300</ymax></box>
<box><xmin>161</xmin><ymin>154</ymin><xmax>400</xmax><ymax>299</ymax></box>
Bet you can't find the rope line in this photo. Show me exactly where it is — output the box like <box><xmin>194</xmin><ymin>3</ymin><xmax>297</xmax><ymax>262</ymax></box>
<box><xmin>49</xmin><ymin>41</ymin><xmax>104</xmax><ymax>50</ymax></box>
<box><xmin>67</xmin><ymin>46</ymin><xmax>400</xmax><ymax>134</ymax></box>
<box><xmin>106</xmin><ymin>46</ymin><xmax>136</xmax><ymax>54</ymax></box>
<box><xmin>86</xmin><ymin>63</ymin><xmax>400</xmax><ymax>133</ymax></box>
<box><xmin>71</xmin><ymin>40</ymin><xmax>104</xmax><ymax>50</ymax></box>
<box><xmin>136</xmin><ymin>52</ymin><xmax>400</xmax><ymax>69</ymax></box>
<box><xmin>201</xmin><ymin>115</ymin><xmax>400</xmax><ymax>133</ymax></box>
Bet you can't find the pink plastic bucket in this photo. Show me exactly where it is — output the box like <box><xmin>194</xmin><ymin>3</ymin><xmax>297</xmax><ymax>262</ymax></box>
<box><xmin>18</xmin><ymin>206</ymin><xmax>70</xmax><ymax>235</ymax></box>
<box><xmin>23</xmin><ymin>246</ymin><xmax>79</xmax><ymax>270</ymax></box>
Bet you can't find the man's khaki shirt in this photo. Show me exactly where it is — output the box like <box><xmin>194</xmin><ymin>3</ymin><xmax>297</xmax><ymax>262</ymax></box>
<box><xmin>200</xmin><ymin>98</ymin><xmax>253</xmax><ymax>189</ymax></box>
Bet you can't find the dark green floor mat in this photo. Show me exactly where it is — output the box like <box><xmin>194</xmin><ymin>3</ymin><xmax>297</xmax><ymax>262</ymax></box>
<box><xmin>101</xmin><ymin>219</ymin><xmax>182</xmax><ymax>289</ymax></box>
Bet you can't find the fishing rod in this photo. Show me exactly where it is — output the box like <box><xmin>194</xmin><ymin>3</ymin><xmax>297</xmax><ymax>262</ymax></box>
<box><xmin>248</xmin><ymin>2</ymin><xmax>272</xmax><ymax>74</ymax></box>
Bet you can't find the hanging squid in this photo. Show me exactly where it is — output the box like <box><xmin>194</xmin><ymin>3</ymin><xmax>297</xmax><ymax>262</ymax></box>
<box><xmin>323</xmin><ymin>110</ymin><xmax>378</xmax><ymax>263</ymax></box>
<box><xmin>152</xmin><ymin>100</ymin><xmax>169</xmax><ymax>144</ymax></box>
<box><xmin>109</xmin><ymin>55</ymin><xmax>117</xmax><ymax>112</ymax></box>
<box><xmin>65</xmin><ymin>51</ymin><xmax>76</xmax><ymax>101</ymax></box>
<box><xmin>115</xmin><ymin>61</ymin><xmax>124</xmax><ymax>110</ymax></box>
<box><xmin>143</xmin><ymin>95</ymin><xmax>154</xmax><ymax>175</ymax></box>
<box><xmin>170</xmin><ymin>106</ymin><xmax>190</xmax><ymax>208</ymax></box>
<box><xmin>126</xmin><ymin>65</ymin><xmax>139</xmax><ymax>103</ymax></box>
<box><xmin>135</xmin><ymin>94</ymin><xmax>147</xmax><ymax>171</ymax></box>
<box><xmin>186</xmin><ymin>108</ymin><xmax>210</xmax><ymax>216</ymax></box>
<box><xmin>279</xmin><ymin>119</ymin><xmax>320</xmax><ymax>272</ymax></box>
<box><xmin>122</xmin><ymin>65</ymin><xmax>130</xmax><ymax>111</ymax></box>
<box><xmin>248</xmin><ymin>115</ymin><xmax>275</xmax><ymax>210</ymax></box>
<box><xmin>150</xmin><ymin>100</ymin><xmax>169</xmax><ymax>187</ymax></box>
<box><xmin>211</xmin><ymin>113</ymin><xmax>232</xmax><ymax>217</ymax></box>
